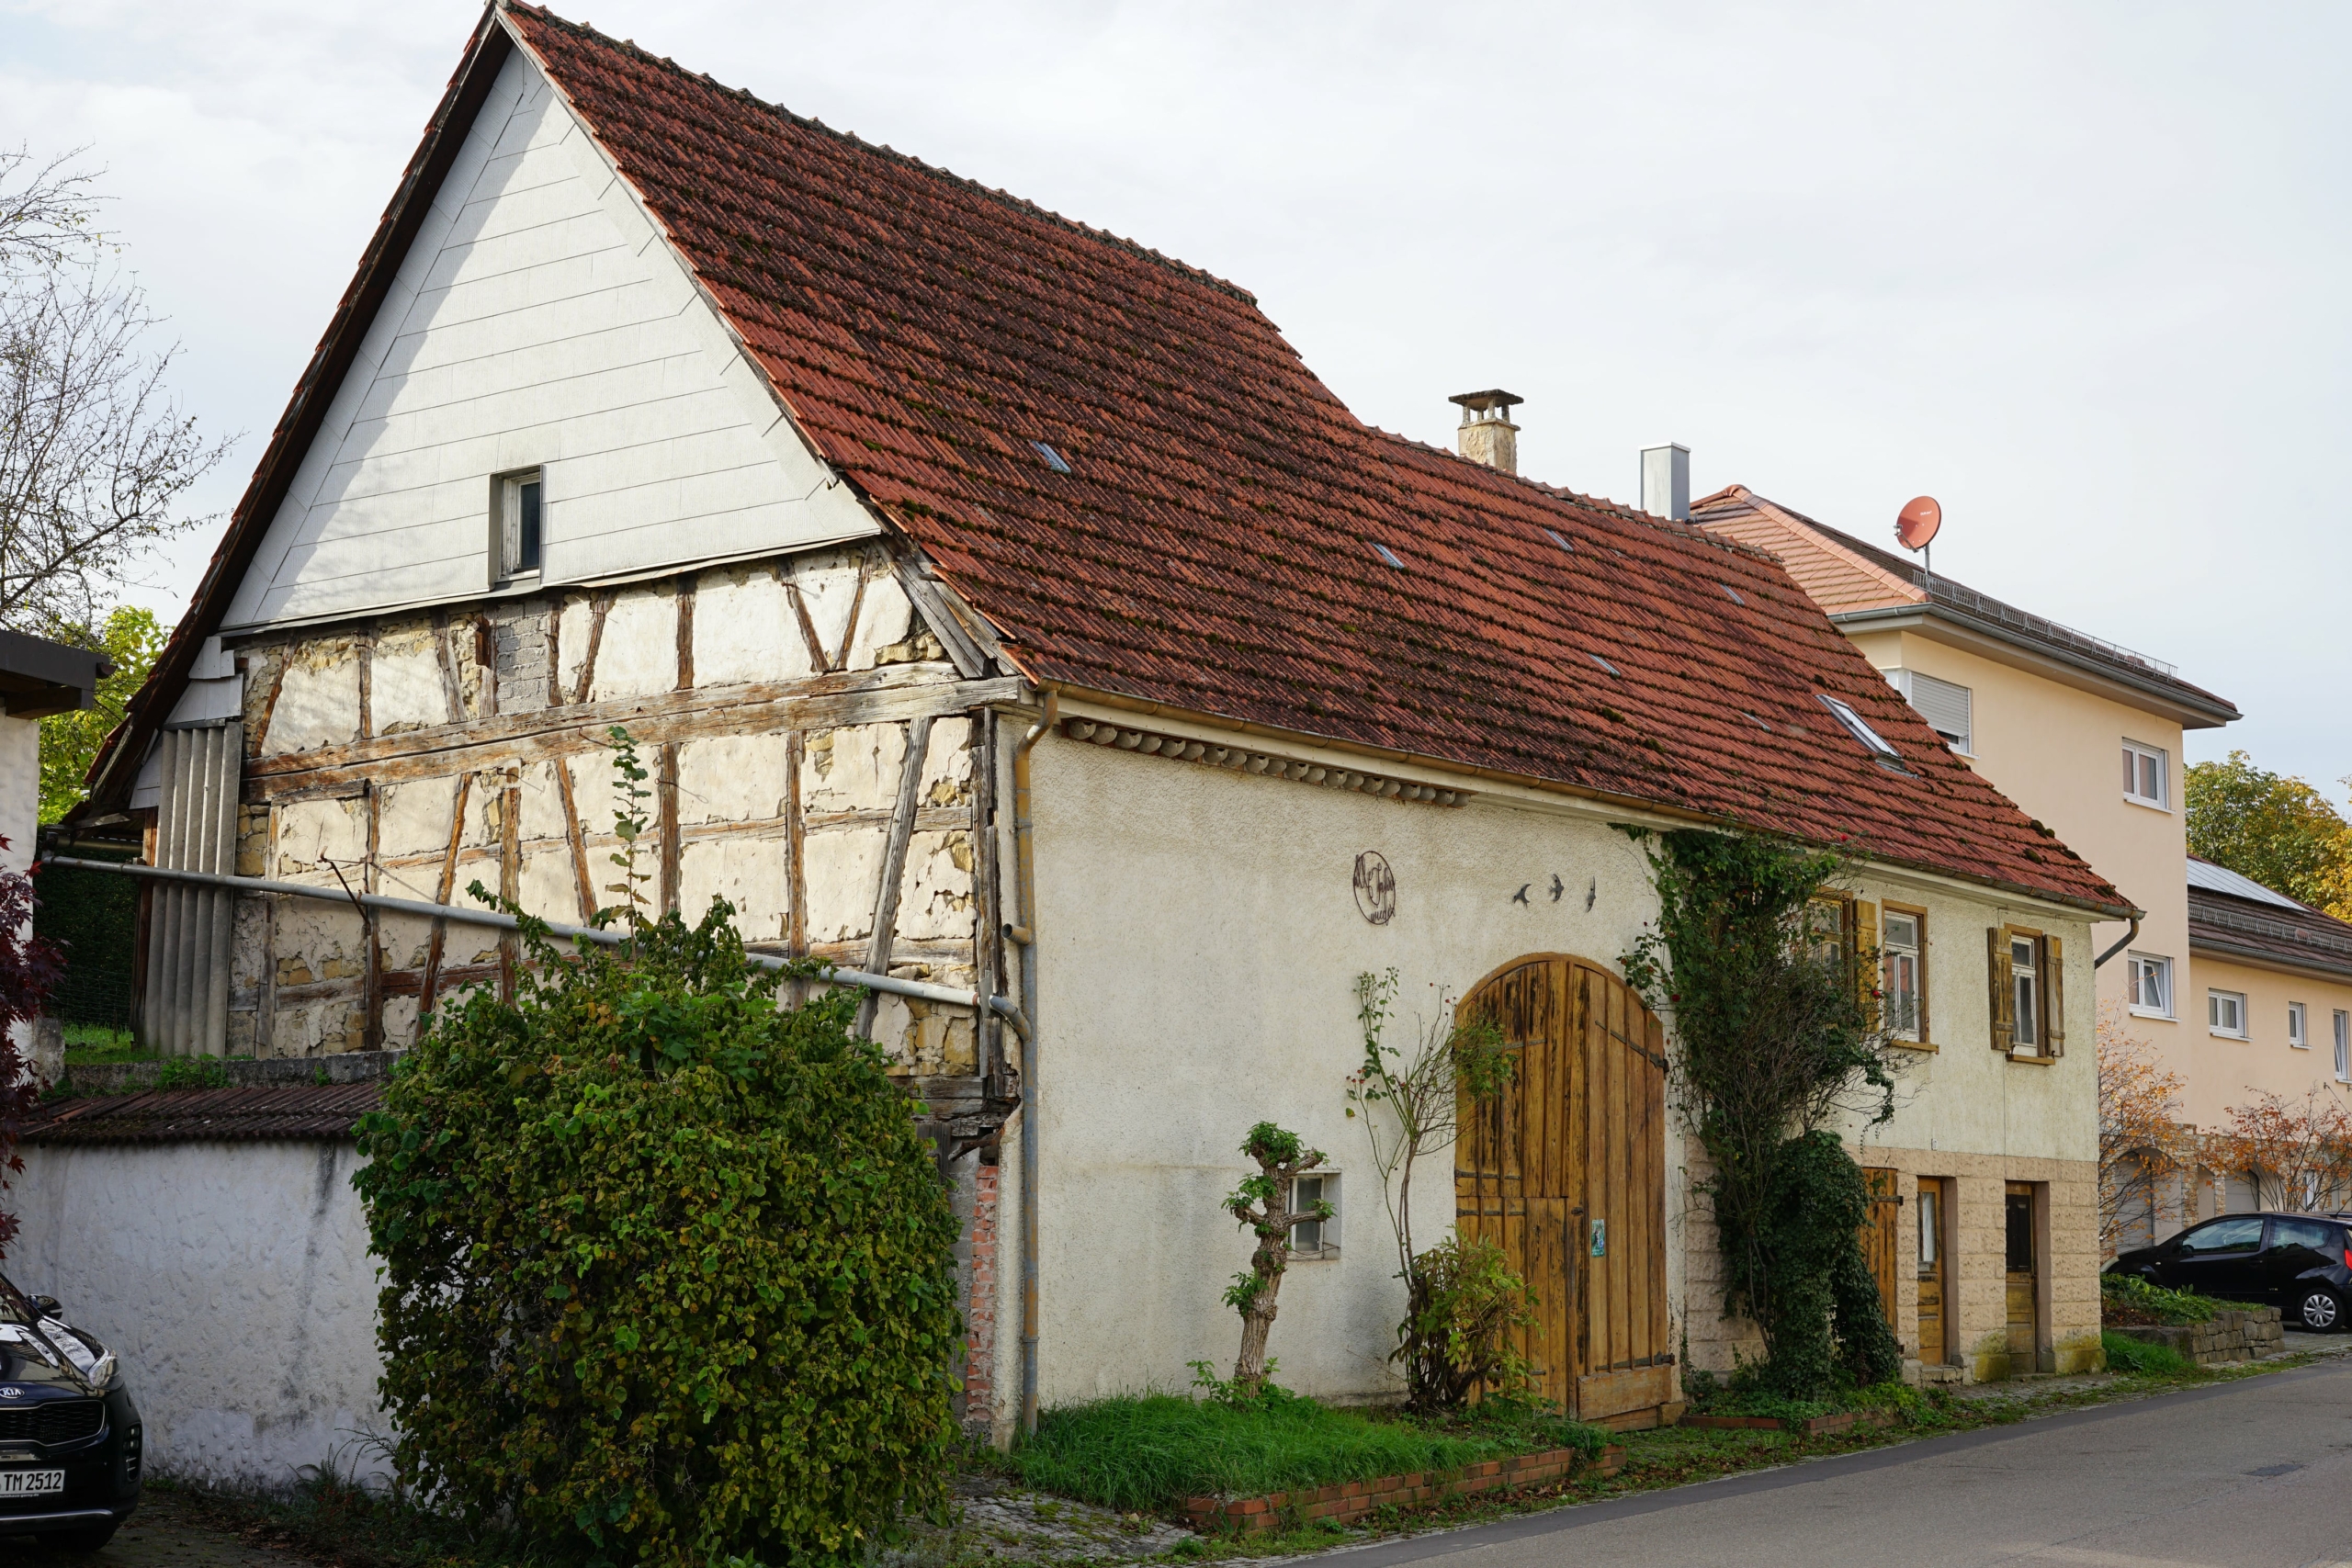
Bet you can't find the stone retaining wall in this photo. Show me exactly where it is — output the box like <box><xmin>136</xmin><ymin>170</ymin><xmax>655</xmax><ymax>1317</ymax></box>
<box><xmin>1183</xmin><ymin>1445</ymin><xmax>1624</xmax><ymax>1534</ymax></box>
<box><xmin>2108</xmin><ymin>1307</ymin><xmax>2284</xmax><ymax>1366</ymax></box>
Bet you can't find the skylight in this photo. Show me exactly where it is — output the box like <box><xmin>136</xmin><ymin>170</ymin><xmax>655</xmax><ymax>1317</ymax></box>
<box><xmin>1372</xmin><ymin>542</ymin><xmax>1405</xmax><ymax>568</ymax></box>
<box><xmin>1591</xmin><ymin>654</ymin><xmax>1619</xmax><ymax>675</ymax></box>
<box><xmin>1817</xmin><ymin>694</ymin><xmax>1901</xmax><ymax>761</ymax></box>
<box><xmin>1720</xmin><ymin>583</ymin><xmax>1746</xmax><ymax>605</ymax></box>
<box><xmin>1033</xmin><ymin>441</ymin><xmax>1072</xmax><ymax>474</ymax></box>
<box><xmin>1544</xmin><ymin>528</ymin><xmax>1575</xmax><ymax>554</ymax></box>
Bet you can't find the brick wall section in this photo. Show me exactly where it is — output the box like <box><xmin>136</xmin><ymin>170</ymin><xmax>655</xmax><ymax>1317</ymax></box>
<box><xmin>962</xmin><ymin>1161</ymin><xmax>999</xmax><ymax>1435</ymax></box>
<box><xmin>1185</xmin><ymin>1446</ymin><xmax>1623</xmax><ymax>1534</ymax></box>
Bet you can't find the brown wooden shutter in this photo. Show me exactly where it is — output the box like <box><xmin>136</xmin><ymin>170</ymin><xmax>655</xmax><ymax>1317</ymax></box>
<box><xmin>2042</xmin><ymin>932</ymin><xmax>2064</xmax><ymax>1056</ymax></box>
<box><xmin>1988</xmin><ymin>926</ymin><xmax>2014</xmax><ymax>1050</ymax></box>
<box><xmin>1860</xmin><ymin>1168</ymin><xmax>1901</xmax><ymax>1327</ymax></box>
<box><xmin>1854</xmin><ymin>900</ymin><xmax>1880</xmax><ymax>1022</ymax></box>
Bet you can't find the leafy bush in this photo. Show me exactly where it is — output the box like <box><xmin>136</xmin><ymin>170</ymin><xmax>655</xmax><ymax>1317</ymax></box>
<box><xmin>1012</xmin><ymin>1392</ymin><xmax>1575</xmax><ymax>1511</ymax></box>
<box><xmin>2101</xmin><ymin>1329</ymin><xmax>2196</xmax><ymax>1377</ymax></box>
<box><xmin>1752</xmin><ymin>1131</ymin><xmax>1902</xmax><ymax>1396</ymax></box>
<box><xmin>353</xmin><ymin>900</ymin><xmax>959</xmax><ymax>1566</ymax></box>
<box><xmin>1394</xmin><ymin>1235</ymin><xmax>1535</xmax><ymax>1411</ymax></box>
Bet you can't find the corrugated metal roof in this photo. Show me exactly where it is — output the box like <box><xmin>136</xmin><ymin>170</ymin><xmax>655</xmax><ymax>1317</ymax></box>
<box><xmin>18</xmin><ymin>1085</ymin><xmax>379</xmax><ymax>1145</ymax></box>
<box><xmin>2187</xmin><ymin>856</ymin><xmax>2308</xmax><ymax>912</ymax></box>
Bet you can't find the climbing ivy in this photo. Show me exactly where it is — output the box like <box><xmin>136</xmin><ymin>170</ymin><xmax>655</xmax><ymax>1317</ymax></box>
<box><xmin>1620</xmin><ymin>827</ymin><xmax>1902</xmax><ymax>1398</ymax></box>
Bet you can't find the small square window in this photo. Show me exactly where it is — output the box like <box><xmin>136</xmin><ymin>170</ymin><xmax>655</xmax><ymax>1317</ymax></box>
<box><xmin>2289</xmin><ymin>1001</ymin><xmax>2309</xmax><ymax>1049</ymax></box>
<box><xmin>2127</xmin><ymin>954</ymin><xmax>2173</xmax><ymax>1019</ymax></box>
<box><xmin>493</xmin><ymin>468</ymin><xmax>545</xmax><ymax>580</ymax></box>
<box><xmin>1290</xmin><ymin>1174</ymin><xmax>1336</xmax><ymax>1256</ymax></box>
<box><xmin>2209</xmin><ymin>989</ymin><xmax>2247</xmax><ymax>1039</ymax></box>
<box><xmin>2122</xmin><ymin>739</ymin><xmax>2168</xmax><ymax>809</ymax></box>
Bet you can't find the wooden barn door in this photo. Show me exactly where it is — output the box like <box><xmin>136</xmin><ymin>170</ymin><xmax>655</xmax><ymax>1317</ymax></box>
<box><xmin>1455</xmin><ymin>956</ymin><xmax>1671</xmax><ymax>1422</ymax></box>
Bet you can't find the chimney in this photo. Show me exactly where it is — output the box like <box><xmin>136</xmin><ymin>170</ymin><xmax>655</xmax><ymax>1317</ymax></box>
<box><xmin>1450</xmin><ymin>389</ymin><xmax>1524</xmax><ymax>476</ymax></box>
<box><xmin>1641</xmin><ymin>443</ymin><xmax>1690</xmax><ymax>521</ymax></box>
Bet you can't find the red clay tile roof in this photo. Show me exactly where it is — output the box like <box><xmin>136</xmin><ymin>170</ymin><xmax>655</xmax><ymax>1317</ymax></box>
<box><xmin>503</xmin><ymin>7</ymin><xmax>2123</xmax><ymax>914</ymax></box>
<box><xmin>87</xmin><ymin>4</ymin><xmax>2129</xmax><ymax>919</ymax></box>
<box><xmin>18</xmin><ymin>1085</ymin><xmax>380</xmax><ymax>1144</ymax></box>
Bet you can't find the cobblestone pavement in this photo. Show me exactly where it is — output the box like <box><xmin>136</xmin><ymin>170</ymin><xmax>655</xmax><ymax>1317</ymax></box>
<box><xmin>17</xmin><ymin>1489</ymin><xmax>295</xmax><ymax>1568</ymax></box>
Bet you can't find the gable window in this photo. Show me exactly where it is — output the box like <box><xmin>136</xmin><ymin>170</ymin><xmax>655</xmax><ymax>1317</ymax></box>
<box><xmin>1987</xmin><ymin>925</ymin><xmax>2064</xmax><ymax>1057</ymax></box>
<box><xmin>2126</xmin><ymin>953</ymin><xmax>2174</xmax><ymax>1020</ymax></box>
<box><xmin>2335</xmin><ymin>1010</ymin><xmax>2349</xmax><ymax>1082</ymax></box>
<box><xmin>1818</xmin><ymin>694</ymin><xmax>1904</xmax><ymax>764</ymax></box>
<box><xmin>2209</xmin><ymin>989</ymin><xmax>2246</xmax><ymax>1039</ymax></box>
<box><xmin>1289</xmin><ymin>1174</ymin><xmax>1336</xmax><ymax>1257</ymax></box>
<box><xmin>493</xmin><ymin>468</ymin><xmax>544</xmax><ymax>580</ymax></box>
<box><xmin>1882</xmin><ymin>908</ymin><xmax>1926</xmax><ymax>1043</ymax></box>
<box><xmin>2289</xmin><ymin>1001</ymin><xmax>2309</xmax><ymax>1050</ymax></box>
<box><xmin>1885</xmin><ymin>669</ymin><xmax>1973</xmax><ymax>755</ymax></box>
<box><xmin>2122</xmin><ymin>739</ymin><xmax>2168</xmax><ymax>809</ymax></box>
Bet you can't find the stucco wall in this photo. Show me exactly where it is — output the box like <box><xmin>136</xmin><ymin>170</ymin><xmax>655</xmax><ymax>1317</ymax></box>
<box><xmin>2175</xmin><ymin>952</ymin><xmax>2352</xmax><ymax>1128</ymax></box>
<box><xmin>1019</xmin><ymin>705</ymin><xmax>2104</xmax><ymax>1417</ymax></box>
<box><xmin>6</xmin><ymin>1140</ymin><xmax>386</xmax><ymax>1488</ymax></box>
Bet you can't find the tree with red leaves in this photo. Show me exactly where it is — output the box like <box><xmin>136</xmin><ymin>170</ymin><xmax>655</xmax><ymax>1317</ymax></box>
<box><xmin>0</xmin><ymin>841</ymin><xmax>65</xmax><ymax>1262</ymax></box>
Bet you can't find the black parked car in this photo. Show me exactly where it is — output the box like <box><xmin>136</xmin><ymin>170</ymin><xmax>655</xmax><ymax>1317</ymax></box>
<box><xmin>2108</xmin><ymin>1212</ymin><xmax>2352</xmax><ymax>1332</ymax></box>
<box><xmin>0</xmin><ymin>1274</ymin><xmax>141</xmax><ymax>1553</ymax></box>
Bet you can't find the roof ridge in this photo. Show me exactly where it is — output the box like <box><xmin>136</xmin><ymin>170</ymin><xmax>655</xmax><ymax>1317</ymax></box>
<box><xmin>503</xmin><ymin>2</ymin><xmax>1260</xmax><ymax>306</ymax></box>
<box><xmin>1366</xmin><ymin>428</ymin><xmax>1787</xmax><ymax>567</ymax></box>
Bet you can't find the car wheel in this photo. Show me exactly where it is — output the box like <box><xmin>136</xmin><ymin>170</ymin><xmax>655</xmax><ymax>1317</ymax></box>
<box><xmin>38</xmin><ymin>1521</ymin><xmax>119</xmax><ymax>1553</ymax></box>
<box><xmin>2295</xmin><ymin>1289</ymin><xmax>2343</xmax><ymax>1332</ymax></box>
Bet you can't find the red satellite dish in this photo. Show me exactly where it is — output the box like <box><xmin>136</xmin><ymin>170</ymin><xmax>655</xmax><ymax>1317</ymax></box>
<box><xmin>1895</xmin><ymin>495</ymin><xmax>1941</xmax><ymax>552</ymax></box>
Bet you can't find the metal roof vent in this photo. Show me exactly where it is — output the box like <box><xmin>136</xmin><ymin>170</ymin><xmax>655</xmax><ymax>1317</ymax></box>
<box><xmin>1450</xmin><ymin>390</ymin><xmax>1523</xmax><ymax>475</ymax></box>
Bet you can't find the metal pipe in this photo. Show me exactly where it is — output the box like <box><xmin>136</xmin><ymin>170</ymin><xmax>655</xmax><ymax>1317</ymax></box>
<box><xmin>2093</xmin><ymin>915</ymin><xmax>2142</xmax><ymax>970</ymax></box>
<box><xmin>39</xmin><ymin>855</ymin><xmax>1001</xmax><ymax>1014</ymax></box>
<box><xmin>1011</xmin><ymin>687</ymin><xmax>1056</xmax><ymax>1438</ymax></box>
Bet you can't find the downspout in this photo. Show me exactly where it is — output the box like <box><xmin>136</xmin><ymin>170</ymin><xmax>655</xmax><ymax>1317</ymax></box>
<box><xmin>2094</xmin><ymin>915</ymin><xmax>2142</xmax><ymax>969</ymax></box>
<box><xmin>1010</xmin><ymin>687</ymin><xmax>1057</xmax><ymax>1438</ymax></box>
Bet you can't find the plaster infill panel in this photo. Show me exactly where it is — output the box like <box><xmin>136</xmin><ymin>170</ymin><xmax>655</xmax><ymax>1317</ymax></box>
<box><xmin>678</xmin><ymin>837</ymin><xmax>791</xmax><ymax>943</ymax></box>
<box><xmin>694</xmin><ymin>566</ymin><xmax>814</xmax><ymax>686</ymax></box>
<box><xmin>263</xmin><ymin>642</ymin><xmax>363</xmax><ymax>755</ymax></box>
<box><xmin>584</xmin><ymin>583</ymin><xmax>677</xmax><ymax>701</ymax></box>
<box><xmin>371</xmin><ymin>623</ymin><xmax>453</xmax><ymax>735</ymax></box>
<box><xmin>677</xmin><ymin>733</ymin><xmax>792</xmax><ymax>824</ymax></box>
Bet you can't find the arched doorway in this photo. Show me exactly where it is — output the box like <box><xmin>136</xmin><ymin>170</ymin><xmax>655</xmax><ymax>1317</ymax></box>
<box><xmin>1455</xmin><ymin>954</ymin><xmax>1674</xmax><ymax>1424</ymax></box>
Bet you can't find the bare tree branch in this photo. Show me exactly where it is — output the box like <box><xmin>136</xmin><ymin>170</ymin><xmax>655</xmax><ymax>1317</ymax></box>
<box><xmin>0</xmin><ymin>145</ymin><xmax>108</xmax><ymax>276</ymax></box>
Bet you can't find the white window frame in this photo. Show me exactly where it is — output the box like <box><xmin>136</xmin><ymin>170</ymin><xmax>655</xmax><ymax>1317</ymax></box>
<box><xmin>1882</xmin><ymin>908</ymin><xmax>1925</xmax><ymax>1043</ymax></box>
<box><xmin>1289</xmin><ymin>1172</ymin><xmax>1338</xmax><ymax>1258</ymax></box>
<box><xmin>2289</xmin><ymin>1001</ymin><xmax>2309</xmax><ymax>1050</ymax></box>
<box><xmin>2122</xmin><ymin>739</ymin><xmax>2169</xmax><ymax>810</ymax></box>
<box><xmin>491</xmin><ymin>467</ymin><xmax>545</xmax><ymax>582</ymax></box>
<box><xmin>2125</xmin><ymin>953</ymin><xmax>2174</xmax><ymax>1020</ymax></box>
<box><xmin>2335</xmin><ymin>1010</ymin><xmax>2349</xmax><ymax>1082</ymax></box>
<box><xmin>2209</xmin><ymin>988</ymin><xmax>2247</xmax><ymax>1040</ymax></box>
<box><xmin>1883</xmin><ymin>668</ymin><xmax>1974</xmax><ymax>756</ymax></box>
<box><xmin>2010</xmin><ymin>935</ymin><xmax>2041</xmax><ymax>1050</ymax></box>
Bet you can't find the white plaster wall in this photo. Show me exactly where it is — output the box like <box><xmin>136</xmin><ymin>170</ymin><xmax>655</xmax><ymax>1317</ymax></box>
<box><xmin>221</xmin><ymin>45</ymin><xmax>874</xmax><ymax>632</ymax></box>
<box><xmin>7</xmin><ymin>1140</ymin><xmax>388</xmax><ymax>1489</ymax></box>
<box><xmin>0</xmin><ymin>713</ymin><xmax>36</xmax><ymax>871</ymax></box>
<box><xmin>1022</xmin><ymin>713</ymin><xmax>2102</xmax><ymax>1412</ymax></box>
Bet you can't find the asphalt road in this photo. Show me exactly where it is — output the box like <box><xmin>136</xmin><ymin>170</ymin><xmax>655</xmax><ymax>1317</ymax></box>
<box><xmin>1344</xmin><ymin>1360</ymin><xmax>2352</xmax><ymax>1568</ymax></box>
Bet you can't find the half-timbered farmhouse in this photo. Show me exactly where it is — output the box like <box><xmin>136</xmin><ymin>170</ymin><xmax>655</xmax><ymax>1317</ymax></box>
<box><xmin>64</xmin><ymin>1</ymin><xmax>2132</xmax><ymax>1452</ymax></box>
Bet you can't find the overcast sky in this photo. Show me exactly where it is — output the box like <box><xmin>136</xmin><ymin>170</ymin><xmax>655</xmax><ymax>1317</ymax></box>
<box><xmin>5</xmin><ymin>1</ymin><xmax>2344</xmax><ymax>790</ymax></box>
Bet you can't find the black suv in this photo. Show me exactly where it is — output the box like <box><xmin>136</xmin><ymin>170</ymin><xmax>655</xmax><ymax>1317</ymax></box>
<box><xmin>0</xmin><ymin>1274</ymin><xmax>141</xmax><ymax>1553</ymax></box>
<box><xmin>2108</xmin><ymin>1212</ymin><xmax>2352</xmax><ymax>1332</ymax></box>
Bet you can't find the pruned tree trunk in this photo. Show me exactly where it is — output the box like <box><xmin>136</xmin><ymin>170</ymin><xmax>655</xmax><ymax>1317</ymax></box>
<box><xmin>1220</xmin><ymin>1122</ymin><xmax>1329</xmax><ymax>1400</ymax></box>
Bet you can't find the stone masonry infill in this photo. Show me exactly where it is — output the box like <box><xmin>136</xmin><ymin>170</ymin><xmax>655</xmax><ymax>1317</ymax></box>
<box><xmin>1183</xmin><ymin>1445</ymin><xmax>1624</xmax><ymax>1535</ymax></box>
<box><xmin>58</xmin><ymin>1049</ymin><xmax>401</xmax><ymax>1095</ymax></box>
<box><xmin>2108</xmin><ymin>1307</ymin><xmax>2285</xmax><ymax>1367</ymax></box>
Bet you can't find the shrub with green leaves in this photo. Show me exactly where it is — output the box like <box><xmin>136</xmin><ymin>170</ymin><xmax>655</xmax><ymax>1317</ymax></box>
<box><xmin>353</xmin><ymin>900</ymin><xmax>959</xmax><ymax>1566</ymax></box>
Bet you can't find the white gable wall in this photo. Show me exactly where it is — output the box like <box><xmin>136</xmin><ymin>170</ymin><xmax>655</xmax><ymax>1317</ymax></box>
<box><xmin>222</xmin><ymin>43</ymin><xmax>875</xmax><ymax>633</ymax></box>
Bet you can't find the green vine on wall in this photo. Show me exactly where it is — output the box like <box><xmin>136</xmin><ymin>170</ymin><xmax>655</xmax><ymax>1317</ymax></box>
<box><xmin>1620</xmin><ymin>827</ymin><xmax>1904</xmax><ymax>1398</ymax></box>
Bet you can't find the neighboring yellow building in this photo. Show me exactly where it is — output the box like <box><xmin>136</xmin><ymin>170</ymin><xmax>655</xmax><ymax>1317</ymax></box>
<box><xmin>1690</xmin><ymin>486</ymin><xmax>2239</xmax><ymax>1064</ymax></box>
<box><xmin>2182</xmin><ymin>856</ymin><xmax>2352</xmax><ymax>1164</ymax></box>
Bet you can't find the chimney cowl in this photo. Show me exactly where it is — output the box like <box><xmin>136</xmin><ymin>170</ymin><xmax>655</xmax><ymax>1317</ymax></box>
<box><xmin>1450</xmin><ymin>389</ymin><xmax>1523</xmax><ymax>476</ymax></box>
<box><xmin>1641</xmin><ymin>443</ymin><xmax>1690</xmax><ymax>522</ymax></box>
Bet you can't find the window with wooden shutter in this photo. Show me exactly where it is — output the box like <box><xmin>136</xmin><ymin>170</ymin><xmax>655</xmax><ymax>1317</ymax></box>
<box><xmin>1853</xmin><ymin>898</ymin><xmax>1879</xmax><ymax>1021</ymax></box>
<box><xmin>2041</xmin><ymin>932</ymin><xmax>2064</xmax><ymax>1056</ymax></box>
<box><xmin>1987</xmin><ymin>927</ymin><xmax>2014</xmax><ymax>1049</ymax></box>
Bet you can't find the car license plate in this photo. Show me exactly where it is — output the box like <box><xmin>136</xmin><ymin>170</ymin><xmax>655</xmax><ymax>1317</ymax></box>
<box><xmin>0</xmin><ymin>1469</ymin><xmax>64</xmax><ymax>1495</ymax></box>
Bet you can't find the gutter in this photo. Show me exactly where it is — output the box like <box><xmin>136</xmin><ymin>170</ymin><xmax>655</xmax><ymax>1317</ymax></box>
<box><xmin>38</xmin><ymin>855</ymin><xmax>1015</xmax><ymax>1020</ymax></box>
<box><xmin>2093</xmin><ymin>916</ymin><xmax>2140</xmax><ymax>969</ymax></box>
<box><xmin>1008</xmin><ymin>687</ymin><xmax>1057</xmax><ymax>1438</ymax></box>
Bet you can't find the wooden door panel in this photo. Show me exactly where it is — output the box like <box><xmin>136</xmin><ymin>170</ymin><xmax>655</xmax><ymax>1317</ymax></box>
<box><xmin>1578</xmin><ymin>1364</ymin><xmax>1675</xmax><ymax>1421</ymax></box>
<box><xmin>1860</xmin><ymin>1167</ymin><xmax>1900</xmax><ymax>1331</ymax></box>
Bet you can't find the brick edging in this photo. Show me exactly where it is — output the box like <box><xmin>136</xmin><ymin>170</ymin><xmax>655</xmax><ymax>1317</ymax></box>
<box><xmin>1680</xmin><ymin>1408</ymin><xmax>1894</xmax><ymax>1436</ymax></box>
<box><xmin>1182</xmin><ymin>1444</ymin><xmax>1624</xmax><ymax>1534</ymax></box>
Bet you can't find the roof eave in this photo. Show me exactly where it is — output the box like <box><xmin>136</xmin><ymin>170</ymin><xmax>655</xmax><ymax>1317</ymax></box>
<box><xmin>1828</xmin><ymin>604</ymin><xmax>2242</xmax><ymax>729</ymax></box>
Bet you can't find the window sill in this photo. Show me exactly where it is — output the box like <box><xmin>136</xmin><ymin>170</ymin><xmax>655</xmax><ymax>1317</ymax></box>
<box><xmin>1888</xmin><ymin>1038</ymin><xmax>1938</xmax><ymax>1053</ymax></box>
<box><xmin>2210</xmin><ymin>1030</ymin><xmax>2249</xmax><ymax>1042</ymax></box>
<box><xmin>1287</xmin><ymin>1247</ymin><xmax>1340</xmax><ymax>1264</ymax></box>
<box><xmin>2005</xmin><ymin>1050</ymin><xmax>2053</xmax><ymax>1066</ymax></box>
<box><xmin>2121</xmin><ymin>795</ymin><xmax>2172</xmax><ymax>813</ymax></box>
<box><xmin>2127</xmin><ymin>1007</ymin><xmax>2175</xmax><ymax>1021</ymax></box>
